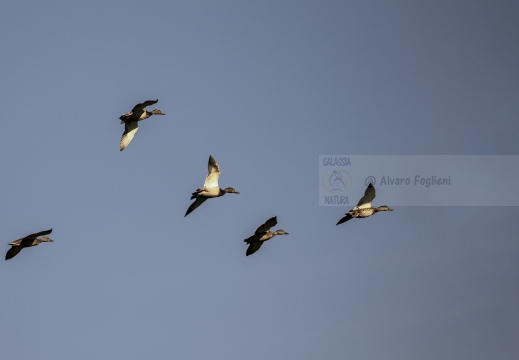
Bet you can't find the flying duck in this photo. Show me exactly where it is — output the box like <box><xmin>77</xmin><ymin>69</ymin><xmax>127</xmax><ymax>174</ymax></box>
<box><xmin>5</xmin><ymin>229</ymin><xmax>54</xmax><ymax>260</ymax></box>
<box><xmin>336</xmin><ymin>183</ymin><xmax>394</xmax><ymax>225</ymax></box>
<box><xmin>119</xmin><ymin>99</ymin><xmax>165</xmax><ymax>151</ymax></box>
<box><xmin>185</xmin><ymin>155</ymin><xmax>239</xmax><ymax>217</ymax></box>
<box><xmin>244</xmin><ymin>216</ymin><xmax>289</xmax><ymax>256</ymax></box>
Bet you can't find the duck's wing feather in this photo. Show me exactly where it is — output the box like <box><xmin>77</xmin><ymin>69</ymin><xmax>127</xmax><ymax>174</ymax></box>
<box><xmin>120</xmin><ymin>121</ymin><xmax>139</xmax><ymax>151</ymax></box>
<box><xmin>357</xmin><ymin>183</ymin><xmax>376</xmax><ymax>206</ymax></box>
<box><xmin>13</xmin><ymin>229</ymin><xmax>53</xmax><ymax>247</ymax></box>
<box><xmin>185</xmin><ymin>197</ymin><xmax>208</xmax><ymax>217</ymax></box>
<box><xmin>336</xmin><ymin>213</ymin><xmax>353</xmax><ymax>225</ymax></box>
<box><xmin>25</xmin><ymin>229</ymin><xmax>53</xmax><ymax>239</ymax></box>
<box><xmin>204</xmin><ymin>155</ymin><xmax>221</xmax><ymax>188</ymax></box>
<box><xmin>5</xmin><ymin>246</ymin><xmax>22</xmax><ymax>260</ymax></box>
<box><xmin>246</xmin><ymin>242</ymin><xmax>263</xmax><ymax>256</ymax></box>
<box><xmin>132</xmin><ymin>99</ymin><xmax>158</xmax><ymax>111</ymax></box>
<box><xmin>8</xmin><ymin>239</ymin><xmax>22</xmax><ymax>246</ymax></box>
<box><xmin>255</xmin><ymin>216</ymin><xmax>277</xmax><ymax>235</ymax></box>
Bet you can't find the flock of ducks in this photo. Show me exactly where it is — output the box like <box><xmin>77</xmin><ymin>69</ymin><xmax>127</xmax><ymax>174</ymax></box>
<box><xmin>5</xmin><ymin>100</ymin><xmax>394</xmax><ymax>260</ymax></box>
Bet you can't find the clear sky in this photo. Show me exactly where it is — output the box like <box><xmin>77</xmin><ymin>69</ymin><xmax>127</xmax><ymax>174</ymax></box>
<box><xmin>1</xmin><ymin>1</ymin><xmax>518</xmax><ymax>359</ymax></box>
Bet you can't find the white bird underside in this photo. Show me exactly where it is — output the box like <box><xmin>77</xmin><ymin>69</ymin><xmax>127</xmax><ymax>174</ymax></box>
<box><xmin>120</xmin><ymin>122</ymin><xmax>139</xmax><ymax>151</ymax></box>
<box><xmin>354</xmin><ymin>202</ymin><xmax>372</xmax><ymax>210</ymax></box>
<box><xmin>204</xmin><ymin>156</ymin><xmax>221</xmax><ymax>188</ymax></box>
<box><xmin>197</xmin><ymin>187</ymin><xmax>221</xmax><ymax>197</ymax></box>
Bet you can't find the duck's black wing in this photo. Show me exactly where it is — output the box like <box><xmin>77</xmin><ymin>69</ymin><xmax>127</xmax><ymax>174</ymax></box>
<box><xmin>24</xmin><ymin>229</ymin><xmax>53</xmax><ymax>239</ymax></box>
<box><xmin>185</xmin><ymin>197</ymin><xmax>208</xmax><ymax>217</ymax></box>
<box><xmin>5</xmin><ymin>246</ymin><xmax>22</xmax><ymax>260</ymax></box>
<box><xmin>246</xmin><ymin>242</ymin><xmax>263</xmax><ymax>256</ymax></box>
<box><xmin>357</xmin><ymin>183</ymin><xmax>376</xmax><ymax>206</ymax></box>
<box><xmin>336</xmin><ymin>213</ymin><xmax>353</xmax><ymax>226</ymax></box>
<box><xmin>255</xmin><ymin>216</ymin><xmax>277</xmax><ymax>235</ymax></box>
<box><xmin>132</xmin><ymin>99</ymin><xmax>158</xmax><ymax>112</ymax></box>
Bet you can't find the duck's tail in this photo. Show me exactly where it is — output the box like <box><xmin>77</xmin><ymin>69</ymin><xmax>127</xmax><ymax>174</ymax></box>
<box><xmin>190</xmin><ymin>188</ymin><xmax>204</xmax><ymax>200</ymax></box>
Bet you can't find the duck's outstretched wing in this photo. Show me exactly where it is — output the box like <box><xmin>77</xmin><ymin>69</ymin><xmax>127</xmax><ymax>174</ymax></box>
<box><xmin>5</xmin><ymin>246</ymin><xmax>22</xmax><ymax>260</ymax></box>
<box><xmin>204</xmin><ymin>155</ymin><xmax>221</xmax><ymax>188</ymax></box>
<box><xmin>246</xmin><ymin>242</ymin><xmax>263</xmax><ymax>256</ymax></box>
<box><xmin>132</xmin><ymin>99</ymin><xmax>158</xmax><ymax>112</ymax></box>
<box><xmin>357</xmin><ymin>183</ymin><xmax>376</xmax><ymax>207</ymax></box>
<box><xmin>9</xmin><ymin>229</ymin><xmax>53</xmax><ymax>247</ymax></box>
<box><xmin>25</xmin><ymin>229</ymin><xmax>53</xmax><ymax>239</ymax></box>
<box><xmin>185</xmin><ymin>197</ymin><xmax>208</xmax><ymax>217</ymax></box>
<box><xmin>120</xmin><ymin>121</ymin><xmax>139</xmax><ymax>151</ymax></box>
<box><xmin>255</xmin><ymin>216</ymin><xmax>277</xmax><ymax>235</ymax></box>
<box><xmin>336</xmin><ymin>213</ymin><xmax>353</xmax><ymax>226</ymax></box>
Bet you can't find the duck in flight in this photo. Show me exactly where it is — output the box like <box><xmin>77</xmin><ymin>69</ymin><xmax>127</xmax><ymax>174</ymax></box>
<box><xmin>5</xmin><ymin>229</ymin><xmax>54</xmax><ymax>260</ymax></box>
<box><xmin>336</xmin><ymin>183</ymin><xmax>393</xmax><ymax>225</ymax></box>
<box><xmin>185</xmin><ymin>155</ymin><xmax>239</xmax><ymax>217</ymax></box>
<box><xmin>119</xmin><ymin>99</ymin><xmax>165</xmax><ymax>151</ymax></box>
<box><xmin>244</xmin><ymin>216</ymin><xmax>289</xmax><ymax>256</ymax></box>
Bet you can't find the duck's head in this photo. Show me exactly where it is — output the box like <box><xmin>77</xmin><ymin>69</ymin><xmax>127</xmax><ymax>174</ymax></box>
<box><xmin>39</xmin><ymin>236</ymin><xmax>54</xmax><ymax>242</ymax></box>
<box><xmin>274</xmin><ymin>230</ymin><xmax>289</xmax><ymax>235</ymax></box>
<box><xmin>378</xmin><ymin>205</ymin><xmax>394</xmax><ymax>211</ymax></box>
<box><xmin>150</xmin><ymin>109</ymin><xmax>166</xmax><ymax>115</ymax></box>
<box><xmin>223</xmin><ymin>187</ymin><xmax>239</xmax><ymax>194</ymax></box>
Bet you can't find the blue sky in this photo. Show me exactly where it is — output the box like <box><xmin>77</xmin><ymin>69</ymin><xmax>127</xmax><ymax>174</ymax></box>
<box><xmin>1</xmin><ymin>1</ymin><xmax>518</xmax><ymax>359</ymax></box>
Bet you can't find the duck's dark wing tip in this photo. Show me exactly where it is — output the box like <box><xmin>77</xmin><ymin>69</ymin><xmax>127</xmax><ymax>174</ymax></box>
<box><xmin>208</xmin><ymin>155</ymin><xmax>218</xmax><ymax>169</ymax></box>
<box><xmin>246</xmin><ymin>242</ymin><xmax>262</xmax><ymax>256</ymax></box>
<box><xmin>185</xmin><ymin>197</ymin><xmax>207</xmax><ymax>217</ymax></box>
<box><xmin>336</xmin><ymin>214</ymin><xmax>352</xmax><ymax>226</ymax></box>
<box><xmin>267</xmin><ymin>216</ymin><xmax>277</xmax><ymax>224</ymax></box>
<box><xmin>5</xmin><ymin>247</ymin><xmax>22</xmax><ymax>260</ymax></box>
<box><xmin>143</xmin><ymin>99</ymin><xmax>159</xmax><ymax>106</ymax></box>
<box><xmin>27</xmin><ymin>229</ymin><xmax>53</xmax><ymax>239</ymax></box>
